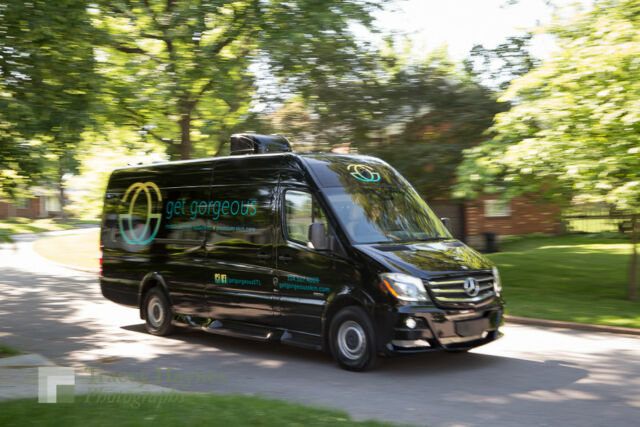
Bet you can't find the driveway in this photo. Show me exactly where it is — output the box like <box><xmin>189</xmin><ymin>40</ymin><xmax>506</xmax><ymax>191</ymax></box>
<box><xmin>1</xmin><ymin>232</ymin><xmax>639</xmax><ymax>426</ymax></box>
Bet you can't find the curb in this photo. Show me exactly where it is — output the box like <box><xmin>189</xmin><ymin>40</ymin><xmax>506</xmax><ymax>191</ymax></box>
<box><xmin>0</xmin><ymin>354</ymin><xmax>54</xmax><ymax>368</ymax></box>
<box><xmin>42</xmin><ymin>261</ymin><xmax>99</xmax><ymax>275</ymax></box>
<box><xmin>505</xmin><ymin>315</ymin><xmax>640</xmax><ymax>336</ymax></box>
<box><xmin>37</xmin><ymin>256</ymin><xmax>99</xmax><ymax>274</ymax></box>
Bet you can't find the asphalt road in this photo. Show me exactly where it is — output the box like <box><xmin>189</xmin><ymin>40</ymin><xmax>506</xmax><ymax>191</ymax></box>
<box><xmin>1</xmin><ymin>233</ymin><xmax>639</xmax><ymax>427</ymax></box>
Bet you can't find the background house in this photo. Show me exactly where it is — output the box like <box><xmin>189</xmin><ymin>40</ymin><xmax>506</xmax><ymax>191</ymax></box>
<box><xmin>431</xmin><ymin>196</ymin><xmax>561</xmax><ymax>250</ymax></box>
<box><xmin>368</xmin><ymin>108</ymin><xmax>562</xmax><ymax>250</ymax></box>
<box><xmin>0</xmin><ymin>188</ymin><xmax>62</xmax><ymax>220</ymax></box>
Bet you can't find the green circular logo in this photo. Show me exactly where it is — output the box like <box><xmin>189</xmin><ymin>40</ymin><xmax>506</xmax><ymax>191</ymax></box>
<box><xmin>118</xmin><ymin>182</ymin><xmax>162</xmax><ymax>245</ymax></box>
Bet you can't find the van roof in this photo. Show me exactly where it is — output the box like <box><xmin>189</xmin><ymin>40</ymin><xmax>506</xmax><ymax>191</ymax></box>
<box><xmin>113</xmin><ymin>151</ymin><xmax>384</xmax><ymax>171</ymax></box>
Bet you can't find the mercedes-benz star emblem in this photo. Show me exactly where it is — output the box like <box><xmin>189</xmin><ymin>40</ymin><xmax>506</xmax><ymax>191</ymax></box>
<box><xmin>463</xmin><ymin>277</ymin><xmax>480</xmax><ymax>297</ymax></box>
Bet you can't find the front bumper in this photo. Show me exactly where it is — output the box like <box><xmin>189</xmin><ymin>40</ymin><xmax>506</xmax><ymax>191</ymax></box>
<box><xmin>376</xmin><ymin>303</ymin><xmax>504</xmax><ymax>354</ymax></box>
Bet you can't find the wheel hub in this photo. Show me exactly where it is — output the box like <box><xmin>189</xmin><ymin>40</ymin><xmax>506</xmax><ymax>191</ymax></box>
<box><xmin>147</xmin><ymin>296</ymin><xmax>165</xmax><ymax>328</ymax></box>
<box><xmin>337</xmin><ymin>320</ymin><xmax>366</xmax><ymax>360</ymax></box>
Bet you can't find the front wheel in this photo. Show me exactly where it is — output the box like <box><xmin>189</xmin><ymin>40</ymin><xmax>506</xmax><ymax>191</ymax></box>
<box><xmin>329</xmin><ymin>306</ymin><xmax>377</xmax><ymax>371</ymax></box>
<box><xmin>143</xmin><ymin>288</ymin><xmax>174</xmax><ymax>336</ymax></box>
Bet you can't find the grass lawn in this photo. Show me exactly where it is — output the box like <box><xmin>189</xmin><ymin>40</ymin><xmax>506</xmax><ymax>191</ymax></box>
<box><xmin>0</xmin><ymin>217</ymin><xmax>99</xmax><ymax>243</ymax></box>
<box><xmin>33</xmin><ymin>228</ymin><xmax>100</xmax><ymax>271</ymax></box>
<box><xmin>0</xmin><ymin>344</ymin><xmax>20</xmax><ymax>358</ymax></box>
<box><xmin>488</xmin><ymin>234</ymin><xmax>640</xmax><ymax>328</ymax></box>
<box><xmin>0</xmin><ymin>394</ymin><xmax>393</xmax><ymax>427</ymax></box>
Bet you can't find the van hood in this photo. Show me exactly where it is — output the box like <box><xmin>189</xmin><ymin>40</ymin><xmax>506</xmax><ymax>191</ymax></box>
<box><xmin>354</xmin><ymin>240</ymin><xmax>492</xmax><ymax>278</ymax></box>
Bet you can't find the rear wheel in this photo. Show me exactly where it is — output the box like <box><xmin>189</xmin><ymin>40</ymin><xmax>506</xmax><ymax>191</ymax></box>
<box><xmin>329</xmin><ymin>306</ymin><xmax>377</xmax><ymax>371</ymax></box>
<box><xmin>143</xmin><ymin>287</ymin><xmax>174</xmax><ymax>336</ymax></box>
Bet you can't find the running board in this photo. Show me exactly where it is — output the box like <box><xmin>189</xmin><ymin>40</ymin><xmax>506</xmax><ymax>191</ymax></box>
<box><xmin>173</xmin><ymin>315</ymin><xmax>272</xmax><ymax>342</ymax></box>
<box><xmin>172</xmin><ymin>314</ymin><xmax>323</xmax><ymax>350</ymax></box>
<box><xmin>280</xmin><ymin>330</ymin><xmax>323</xmax><ymax>351</ymax></box>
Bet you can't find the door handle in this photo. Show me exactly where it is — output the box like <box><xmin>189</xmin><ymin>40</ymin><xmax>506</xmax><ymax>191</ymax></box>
<box><xmin>257</xmin><ymin>253</ymin><xmax>271</xmax><ymax>260</ymax></box>
<box><xmin>278</xmin><ymin>254</ymin><xmax>293</xmax><ymax>262</ymax></box>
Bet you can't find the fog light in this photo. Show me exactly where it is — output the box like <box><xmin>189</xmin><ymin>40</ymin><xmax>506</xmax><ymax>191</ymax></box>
<box><xmin>405</xmin><ymin>317</ymin><xmax>417</xmax><ymax>329</ymax></box>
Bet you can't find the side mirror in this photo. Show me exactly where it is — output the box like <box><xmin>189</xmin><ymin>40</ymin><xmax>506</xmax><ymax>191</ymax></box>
<box><xmin>308</xmin><ymin>222</ymin><xmax>328</xmax><ymax>250</ymax></box>
<box><xmin>441</xmin><ymin>217</ymin><xmax>451</xmax><ymax>231</ymax></box>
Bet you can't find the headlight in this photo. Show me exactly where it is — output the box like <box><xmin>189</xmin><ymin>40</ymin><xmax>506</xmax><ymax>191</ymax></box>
<box><xmin>380</xmin><ymin>273</ymin><xmax>429</xmax><ymax>302</ymax></box>
<box><xmin>492</xmin><ymin>266</ymin><xmax>502</xmax><ymax>296</ymax></box>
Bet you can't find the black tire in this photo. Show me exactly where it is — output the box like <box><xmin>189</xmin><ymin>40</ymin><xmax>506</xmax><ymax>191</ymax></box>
<box><xmin>143</xmin><ymin>287</ymin><xmax>174</xmax><ymax>336</ymax></box>
<box><xmin>329</xmin><ymin>306</ymin><xmax>377</xmax><ymax>371</ymax></box>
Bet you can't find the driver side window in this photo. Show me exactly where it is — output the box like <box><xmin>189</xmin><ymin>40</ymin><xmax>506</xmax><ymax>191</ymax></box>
<box><xmin>284</xmin><ymin>190</ymin><xmax>328</xmax><ymax>245</ymax></box>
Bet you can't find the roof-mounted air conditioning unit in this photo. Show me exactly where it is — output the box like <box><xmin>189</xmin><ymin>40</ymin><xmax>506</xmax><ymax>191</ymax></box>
<box><xmin>229</xmin><ymin>133</ymin><xmax>292</xmax><ymax>155</ymax></box>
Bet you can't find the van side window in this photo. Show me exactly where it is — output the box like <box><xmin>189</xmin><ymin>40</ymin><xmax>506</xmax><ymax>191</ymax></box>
<box><xmin>284</xmin><ymin>190</ymin><xmax>328</xmax><ymax>245</ymax></box>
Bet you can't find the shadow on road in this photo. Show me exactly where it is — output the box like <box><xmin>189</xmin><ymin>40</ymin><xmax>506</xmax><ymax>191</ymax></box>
<box><xmin>116</xmin><ymin>320</ymin><xmax>589</xmax><ymax>400</ymax></box>
<box><xmin>2</xmin><ymin>260</ymin><xmax>639</xmax><ymax>427</ymax></box>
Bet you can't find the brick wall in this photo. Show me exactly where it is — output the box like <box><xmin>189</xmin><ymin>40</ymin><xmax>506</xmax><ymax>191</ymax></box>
<box><xmin>465</xmin><ymin>195</ymin><xmax>561</xmax><ymax>247</ymax></box>
<box><xmin>0</xmin><ymin>197</ymin><xmax>43</xmax><ymax>219</ymax></box>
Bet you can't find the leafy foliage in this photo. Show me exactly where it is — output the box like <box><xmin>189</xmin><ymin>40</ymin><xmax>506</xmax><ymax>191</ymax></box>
<box><xmin>0</xmin><ymin>0</ymin><xmax>96</xmax><ymax>199</ymax></box>
<box><xmin>272</xmin><ymin>47</ymin><xmax>504</xmax><ymax>199</ymax></box>
<box><xmin>369</xmin><ymin>65</ymin><xmax>505</xmax><ymax>199</ymax></box>
<box><xmin>455</xmin><ymin>0</ymin><xmax>640</xmax><ymax>211</ymax></box>
<box><xmin>1</xmin><ymin>0</ymin><xmax>387</xmax><ymax>201</ymax></box>
<box><xmin>65</xmin><ymin>128</ymin><xmax>168</xmax><ymax>219</ymax></box>
<box><xmin>464</xmin><ymin>33</ymin><xmax>540</xmax><ymax>91</ymax></box>
<box><xmin>92</xmin><ymin>0</ymin><xmax>387</xmax><ymax>160</ymax></box>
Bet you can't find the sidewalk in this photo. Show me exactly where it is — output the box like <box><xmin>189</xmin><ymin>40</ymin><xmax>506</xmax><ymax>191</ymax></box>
<box><xmin>0</xmin><ymin>353</ymin><xmax>177</xmax><ymax>402</ymax></box>
<box><xmin>4</xmin><ymin>227</ymin><xmax>100</xmax><ymax>274</ymax></box>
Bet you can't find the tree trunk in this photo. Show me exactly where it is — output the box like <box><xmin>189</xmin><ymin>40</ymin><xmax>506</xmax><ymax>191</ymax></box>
<box><xmin>628</xmin><ymin>214</ymin><xmax>638</xmax><ymax>301</ymax></box>
<box><xmin>58</xmin><ymin>166</ymin><xmax>67</xmax><ymax>220</ymax></box>
<box><xmin>179</xmin><ymin>111</ymin><xmax>192</xmax><ymax>160</ymax></box>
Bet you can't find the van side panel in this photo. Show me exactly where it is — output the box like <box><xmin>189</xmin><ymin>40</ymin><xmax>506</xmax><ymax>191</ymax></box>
<box><xmin>154</xmin><ymin>165</ymin><xmax>212</xmax><ymax>316</ymax></box>
<box><xmin>202</xmin><ymin>159</ymin><xmax>279</xmax><ymax>325</ymax></box>
<box><xmin>274</xmin><ymin>167</ymin><xmax>362</xmax><ymax>336</ymax></box>
<box><xmin>100</xmin><ymin>162</ymin><xmax>214</xmax><ymax>313</ymax></box>
<box><xmin>101</xmin><ymin>170</ymin><xmax>155</xmax><ymax>307</ymax></box>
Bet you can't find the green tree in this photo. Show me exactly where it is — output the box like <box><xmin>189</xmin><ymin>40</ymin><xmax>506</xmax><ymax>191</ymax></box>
<box><xmin>368</xmin><ymin>63</ymin><xmax>505</xmax><ymax>199</ymax></box>
<box><xmin>464</xmin><ymin>33</ymin><xmax>540</xmax><ymax>91</ymax></box>
<box><xmin>93</xmin><ymin>0</ymin><xmax>386</xmax><ymax>160</ymax></box>
<box><xmin>66</xmin><ymin>127</ymin><xmax>168</xmax><ymax>219</ymax></box>
<box><xmin>455</xmin><ymin>0</ymin><xmax>640</xmax><ymax>299</ymax></box>
<box><xmin>0</xmin><ymin>0</ymin><xmax>96</xmax><ymax>213</ymax></box>
<box><xmin>272</xmin><ymin>47</ymin><xmax>504</xmax><ymax>200</ymax></box>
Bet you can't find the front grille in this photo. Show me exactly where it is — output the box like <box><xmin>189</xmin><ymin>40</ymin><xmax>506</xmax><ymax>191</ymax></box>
<box><xmin>425</xmin><ymin>274</ymin><xmax>496</xmax><ymax>308</ymax></box>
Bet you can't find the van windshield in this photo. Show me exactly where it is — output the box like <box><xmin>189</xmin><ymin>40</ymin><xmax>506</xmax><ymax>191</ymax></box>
<box><xmin>323</xmin><ymin>186</ymin><xmax>451</xmax><ymax>244</ymax></box>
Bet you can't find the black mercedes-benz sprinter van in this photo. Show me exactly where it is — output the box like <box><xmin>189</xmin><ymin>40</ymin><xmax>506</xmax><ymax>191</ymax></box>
<box><xmin>100</xmin><ymin>134</ymin><xmax>504</xmax><ymax>371</ymax></box>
